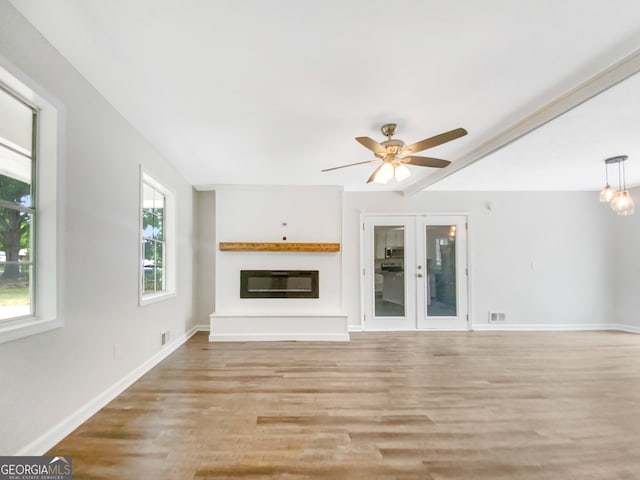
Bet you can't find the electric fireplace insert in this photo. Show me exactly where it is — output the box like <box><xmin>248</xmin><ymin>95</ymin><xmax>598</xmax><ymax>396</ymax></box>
<box><xmin>240</xmin><ymin>270</ymin><xmax>319</xmax><ymax>298</ymax></box>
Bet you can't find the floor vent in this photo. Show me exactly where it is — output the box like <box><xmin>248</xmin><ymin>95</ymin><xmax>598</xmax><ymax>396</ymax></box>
<box><xmin>489</xmin><ymin>312</ymin><xmax>506</xmax><ymax>323</ymax></box>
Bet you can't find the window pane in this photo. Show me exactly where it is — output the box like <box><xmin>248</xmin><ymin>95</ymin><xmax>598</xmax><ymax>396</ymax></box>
<box><xmin>155</xmin><ymin>266</ymin><xmax>164</xmax><ymax>292</ymax></box>
<box><xmin>143</xmin><ymin>239</ymin><xmax>165</xmax><ymax>294</ymax></box>
<box><xmin>153</xmin><ymin>188</ymin><xmax>165</xmax><ymax>210</ymax></box>
<box><xmin>155</xmin><ymin>204</ymin><xmax>164</xmax><ymax>241</ymax></box>
<box><xmin>0</xmin><ymin>169</ymin><xmax>32</xmax><ymax>207</ymax></box>
<box><xmin>142</xmin><ymin>211</ymin><xmax>157</xmax><ymax>240</ymax></box>
<box><xmin>0</xmin><ymin>206</ymin><xmax>32</xmax><ymax>321</ymax></box>
<box><xmin>0</xmin><ymin>264</ymin><xmax>31</xmax><ymax>321</ymax></box>
<box><xmin>142</xmin><ymin>183</ymin><xmax>155</xmax><ymax>209</ymax></box>
<box><xmin>143</xmin><ymin>240</ymin><xmax>156</xmax><ymax>294</ymax></box>
<box><xmin>142</xmin><ymin>184</ymin><xmax>165</xmax><ymax>241</ymax></box>
<box><xmin>154</xmin><ymin>241</ymin><xmax>164</xmax><ymax>291</ymax></box>
<box><xmin>0</xmin><ymin>145</ymin><xmax>32</xmax><ymax>205</ymax></box>
<box><xmin>0</xmin><ymin>87</ymin><xmax>33</xmax><ymax>156</ymax></box>
<box><xmin>142</xmin><ymin>184</ymin><xmax>154</xmax><ymax>236</ymax></box>
<box><xmin>155</xmin><ymin>240</ymin><xmax>164</xmax><ymax>268</ymax></box>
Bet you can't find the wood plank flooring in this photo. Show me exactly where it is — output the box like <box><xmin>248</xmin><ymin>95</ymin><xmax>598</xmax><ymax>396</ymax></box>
<box><xmin>48</xmin><ymin>331</ymin><xmax>640</xmax><ymax>479</ymax></box>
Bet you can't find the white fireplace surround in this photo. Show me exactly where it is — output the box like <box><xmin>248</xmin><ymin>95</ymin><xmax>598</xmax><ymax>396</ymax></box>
<box><xmin>211</xmin><ymin>186</ymin><xmax>348</xmax><ymax>342</ymax></box>
<box><xmin>209</xmin><ymin>313</ymin><xmax>349</xmax><ymax>341</ymax></box>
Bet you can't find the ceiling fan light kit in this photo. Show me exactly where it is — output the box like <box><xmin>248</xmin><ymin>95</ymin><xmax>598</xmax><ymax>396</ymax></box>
<box><xmin>321</xmin><ymin>123</ymin><xmax>468</xmax><ymax>184</ymax></box>
<box><xmin>373</xmin><ymin>162</ymin><xmax>394</xmax><ymax>184</ymax></box>
<box><xmin>394</xmin><ymin>163</ymin><xmax>411</xmax><ymax>182</ymax></box>
<box><xmin>599</xmin><ymin>155</ymin><xmax>634</xmax><ymax>216</ymax></box>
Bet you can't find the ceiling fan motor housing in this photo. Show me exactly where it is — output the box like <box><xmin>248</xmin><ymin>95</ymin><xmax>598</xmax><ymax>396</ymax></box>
<box><xmin>381</xmin><ymin>138</ymin><xmax>405</xmax><ymax>155</ymax></box>
<box><xmin>381</xmin><ymin>123</ymin><xmax>398</xmax><ymax>138</ymax></box>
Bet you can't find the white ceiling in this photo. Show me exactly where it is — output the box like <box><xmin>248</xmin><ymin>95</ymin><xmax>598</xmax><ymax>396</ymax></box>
<box><xmin>9</xmin><ymin>0</ymin><xmax>640</xmax><ymax>192</ymax></box>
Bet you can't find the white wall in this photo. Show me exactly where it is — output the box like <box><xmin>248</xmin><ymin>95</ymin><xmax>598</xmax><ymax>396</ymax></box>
<box><xmin>194</xmin><ymin>190</ymin><xmax>216</xmax><ymax>323</ymax></box>
<box><xmin>214</xmin><ymin>186</ymin><xmax>343</xmax><ymax>315</ymax></box>
<box><xmin>614</xmin><ymin>185</ymin><xmax>640</xmax><ymax>328</ymax></box>
<box><xmin>343</xmin><ymin>191</ymin><xmax>615</xmax><ymax>329</ymax></box>
<box><xmin>0</xmin><ymin>2</ymin><xmax>196</xmax><ymax>454</ymax></box>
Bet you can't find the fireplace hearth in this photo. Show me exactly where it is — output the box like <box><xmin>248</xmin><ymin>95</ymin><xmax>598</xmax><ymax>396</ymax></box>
<box><xmin>240</xmin><ymin>270</ymin><xmax>319</xmax><ymax>298</ymax></box>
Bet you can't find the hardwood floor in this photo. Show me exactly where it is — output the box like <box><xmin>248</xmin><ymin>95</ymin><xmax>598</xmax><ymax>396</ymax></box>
<box><xmin>49</xmin><ymin>331</ymin><xmax>640</xmax><ymax>479</ymax></box>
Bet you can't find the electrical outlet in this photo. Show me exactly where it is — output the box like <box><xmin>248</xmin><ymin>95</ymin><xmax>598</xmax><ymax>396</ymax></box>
<box><xmin>489</xmin><ymin>312</ymin><xmax>506</xmax><ymax>323</ymax></box>
<box><xmin>160</xmin><ymin>331</ymin><xmax>169</xmax><ymax>347</ymax></box>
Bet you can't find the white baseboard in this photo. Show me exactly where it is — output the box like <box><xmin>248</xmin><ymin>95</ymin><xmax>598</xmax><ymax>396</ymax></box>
<box><xmin>471</xmin><ymin>322</ymin><xmax>638</xmax><ymax>332</ymax></box>
<box><xmin>609</xmin><ymin>323</ymin><xmax>640</xmax><ymax>334</ymax></box>
<box><xmin>209</xmin><ymin>333</ymin><xmax>350</xmax><ymax>342</ymax></box>
<box><xmin>15</xmin><ymin>324</ymin><xmax>203</xmax><ymax>456</ymax></box>
<box><xmin>348</xmin><ymin>324</ymin><xmax>363</xmax><ymax>332</ymax></box>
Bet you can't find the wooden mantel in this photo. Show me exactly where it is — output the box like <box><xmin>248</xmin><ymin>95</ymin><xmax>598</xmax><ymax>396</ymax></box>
<box><xmin>219</xmin><ymin>242</ymin><xmax>340</xmax><ymax>252</ymax></box>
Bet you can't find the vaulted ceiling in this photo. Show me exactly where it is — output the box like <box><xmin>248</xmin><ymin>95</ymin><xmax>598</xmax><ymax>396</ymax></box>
<box><xmin>9</xmin><ymin>0</ymin><xmax>640</xmax><ymax>192</ymax></box>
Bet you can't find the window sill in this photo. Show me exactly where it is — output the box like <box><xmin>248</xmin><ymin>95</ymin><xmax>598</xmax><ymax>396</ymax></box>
<box><xmin>139</xmin><ymin>291</ymin><xmax>176</xmax><ymax>307</ymax></box>
<box><xmin>0</xmin><ymin>316</ymin><xmax>63</xmax><ymax>345</ymax></box>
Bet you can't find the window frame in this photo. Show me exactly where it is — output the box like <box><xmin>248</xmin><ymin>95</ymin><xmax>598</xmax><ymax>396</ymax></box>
<box><xmin>139</xmin><ymin>168</ymin><xmax>176</xmax><ymax>306</ymax></box>
<box><xmin>0</xmin><ymin>61</ymin><xmax>63</xmax><ymax>344</ymax></box>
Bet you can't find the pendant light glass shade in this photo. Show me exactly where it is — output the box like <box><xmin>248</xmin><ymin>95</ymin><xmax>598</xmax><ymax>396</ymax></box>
<box><xmin>610</xmin><ymin>190</ymin><xmax>635</xmax><ymax>216</ymax></box>
<box><xmin>599</xmin><ymin>185</ymin><xmax>616</xmax><ymax>203</ymax></box>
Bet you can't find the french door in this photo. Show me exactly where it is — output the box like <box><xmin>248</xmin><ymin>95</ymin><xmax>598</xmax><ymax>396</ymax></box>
<box><xmin>362</xmin><ymin>214</ymin><xmax>468</xmax><ymax>330</ymax></box>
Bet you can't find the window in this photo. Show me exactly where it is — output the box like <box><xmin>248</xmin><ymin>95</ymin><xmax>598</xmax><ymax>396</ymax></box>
<box><xmin>142</xmin><ymin>181</ymin><xmax>165</xmax><ymax>294</ymax></box>
<box><xmin>0</xmin><ymin>86</ymin><xmax>35</xmax><ymax>322</ymax></box>
<box><xmin>0</xmin><ymin>64</ymin><xmax>61</xmax><ymax>344</ymax></box>
<box><xmin>140</xmin><ymin>170</ymin><xmax>175</xmax><ymax>305</ymax></box>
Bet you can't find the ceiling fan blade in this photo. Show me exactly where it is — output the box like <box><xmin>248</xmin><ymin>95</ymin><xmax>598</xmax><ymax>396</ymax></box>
<box><xmin>402</xmin><ymin>156</ymin><xmax>451</xmax><ymax>168</ymax></box>
<box><xmin>367</xmin><ymin>164</ymin><xmax>384</xmax><ymax>183</ymax></box>
<box><xmin>321</xmin><ymin>159</ymin><xmax>377</xmax><ymax>172</ymax></box>
<box><xmin>356</xmin><ymin>136</ymin><xmax>387</xmax><ymax>156</ymax></box>
<box><xmin>400</xmin><ymin>128</ymin><xmax>468</xmax><ymax>155</ymax></box>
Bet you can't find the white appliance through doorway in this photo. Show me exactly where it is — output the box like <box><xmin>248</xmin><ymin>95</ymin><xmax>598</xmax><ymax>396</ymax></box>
<box><xmin>362</xmin><ymin>214</ymin><xmax>469</xmax><ymax>330</ymax></box>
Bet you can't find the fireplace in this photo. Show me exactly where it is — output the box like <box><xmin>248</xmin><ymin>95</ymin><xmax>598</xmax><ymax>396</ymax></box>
<box><xmin>240</xmin><ymin>270</ymin><xmax>319</xmax><ymax>298</ymax></box>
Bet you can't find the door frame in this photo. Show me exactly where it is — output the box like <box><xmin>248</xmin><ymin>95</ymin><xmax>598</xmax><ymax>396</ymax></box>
<box><xmin>359</xmin><ymin>212</ymin><xmax>472</xmax><ymax>331</ymax></box>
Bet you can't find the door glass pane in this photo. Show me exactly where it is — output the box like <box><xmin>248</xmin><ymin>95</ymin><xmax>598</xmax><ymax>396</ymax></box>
<box><xmin>426</xmin><ymin>225</ymin><xmax>457</xmax><ymax>316</ymax></box>
<box><xmin>374</xmin><ymin>225</ymin><xmax>405</xmax><ymax>317</ymax></box>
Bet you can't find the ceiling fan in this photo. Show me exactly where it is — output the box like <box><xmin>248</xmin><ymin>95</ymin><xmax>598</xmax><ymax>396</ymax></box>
<box><xmin>322</xmin><ymin>123</ymin><xmax>468</xmax><ymax>184</ymax></box>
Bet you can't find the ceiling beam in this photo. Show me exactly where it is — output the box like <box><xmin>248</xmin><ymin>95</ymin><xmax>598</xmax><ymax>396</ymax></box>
<box><xmin>401</xmin><ymin>47</ymin><xmax>640</xmax><ymax>197</ymax></box>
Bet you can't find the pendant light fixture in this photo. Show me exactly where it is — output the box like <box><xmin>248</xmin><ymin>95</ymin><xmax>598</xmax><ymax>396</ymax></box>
<box><xmin>599</xmin><ymin>159</ymin><xmax>616</xmax><ymax>203</ymax></box>
<box><xmin>600</xmin><ymin>155</ymin><xmax>634</xmax><ymax>216</ymax></box>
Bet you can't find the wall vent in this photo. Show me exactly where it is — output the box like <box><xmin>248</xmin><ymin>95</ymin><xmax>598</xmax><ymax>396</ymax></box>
<box><xmin>161</xmin><ymin>330</ymin><xmax>170</xmax><ymax>347</ymax></box>
<box><xmin>489</xmin><ymin>312</ymin><xmax>506</xmax><ymax>323</ymax></box>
